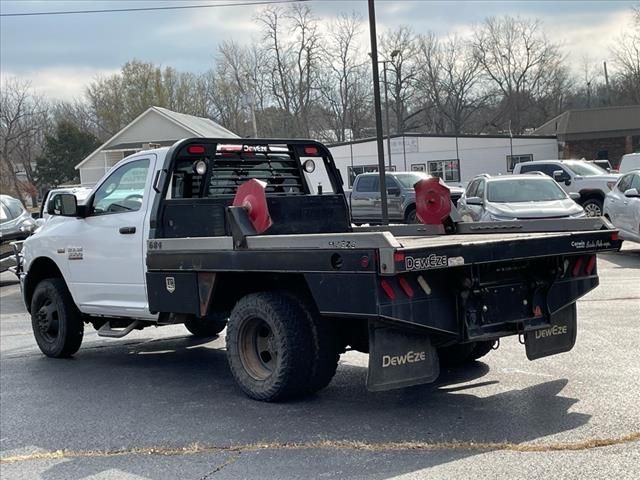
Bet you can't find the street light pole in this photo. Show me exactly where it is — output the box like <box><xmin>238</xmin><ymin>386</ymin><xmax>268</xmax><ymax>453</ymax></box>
<box><xmin>382</xmin><ymin>61</ymin><xmax>392</xmax><ymax>170</ymax></box>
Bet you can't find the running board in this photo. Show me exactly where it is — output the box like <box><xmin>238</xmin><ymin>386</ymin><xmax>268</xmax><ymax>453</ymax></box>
<box><xmin>97</xmin><ymin>320</ymin><xmax>145</xmax><ymax>338</ymax></box>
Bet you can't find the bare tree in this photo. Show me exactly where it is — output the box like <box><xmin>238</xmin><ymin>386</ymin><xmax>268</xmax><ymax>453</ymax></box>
<box><xmin>473</xmin><ymin>16</ymin><xmax>564</xmax><ymax>134</ymax></box>
<box><xmin>259</xmin><ymin>4</ymin><xmax>321</xmax><ymax>137</ymax></box>
<box><xmin>610</xmin><ymin>7</ymin><xmax>640</xmax><ymax>104</ymax></box>
<box><xmin>417</xmin><ymin>33</ymin><xmax>489</xmax><ymax>134</ymax></box>
<box><xmin>0</xmin><ymin>78</ymin><xmax>48</xmax><ymax>204</ymax></box>
<box><xmin>319</xmin><ymin>12</ymin><xmax>370</xmax><ymax>142</ymax></box>
<box><xmin>380</xmin><ymin>26</ymin><xmax>421</xmax><ymax>133</ymax></box>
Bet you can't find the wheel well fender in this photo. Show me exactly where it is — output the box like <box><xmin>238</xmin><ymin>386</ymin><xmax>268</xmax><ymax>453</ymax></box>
<box><xmin>578</xmin><ymin>189</ymin><xmax>605</xmax><ymax>203</ymax></box>
<box><xmin>208</xmin><ymin>272</ymin><xmax>315</xmax><ymax>315</ymax></box>
<box><xmin>404</xmin><ymin>203</ymin><xmax>416</xmax><ymax>219</ymax></box>
<box><xmin>24</xmin><ymin>257</ymin><xmax>65</xmax><ymax>312</ymax></box>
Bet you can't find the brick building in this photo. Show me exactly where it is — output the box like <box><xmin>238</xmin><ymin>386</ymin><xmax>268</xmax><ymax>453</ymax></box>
<box><xmin>534</xmin><ymin>105</ymin><xmax>640</xmax><ymax>168</ymax></box>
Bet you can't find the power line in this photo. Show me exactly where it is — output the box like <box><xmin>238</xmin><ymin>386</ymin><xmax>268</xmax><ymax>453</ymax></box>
<box><xmin>0</xmin><ymin>0</ymin><xmax>307</xmax><ymax>18</ymax></box>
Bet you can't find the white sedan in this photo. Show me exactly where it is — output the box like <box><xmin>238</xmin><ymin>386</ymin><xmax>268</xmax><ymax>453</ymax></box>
<box><xmin>604</xmin><ymin>170</ymin><xmax>640</xmax><ymax>243</ymax></box>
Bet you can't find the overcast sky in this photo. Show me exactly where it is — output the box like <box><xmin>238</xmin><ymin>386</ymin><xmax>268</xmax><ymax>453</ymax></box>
<box><xmin>1</xmin><ymin>0</ymin><xmax>637</xmax><ymax>100</ymax></box>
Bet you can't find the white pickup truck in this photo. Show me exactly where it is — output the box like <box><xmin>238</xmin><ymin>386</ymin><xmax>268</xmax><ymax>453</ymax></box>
<box><xmin>513</xmin><ymin>160</ymin><xmax>619</xmax><ymax>216</ymax></box>
<box><xmin>12</xmin><ymin>138</ymin><xmax>621</xmax><ymax>401</ymax></box>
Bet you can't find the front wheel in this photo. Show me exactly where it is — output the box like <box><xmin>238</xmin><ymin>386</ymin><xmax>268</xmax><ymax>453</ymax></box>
<box><xmin>582</xmin><ymin>198</ymin><xmax>603</xmax><ymax>217</ymax></box>
<box><xmin>30</xmin><ymin>278</ymin><xmax>84</xmax><ymax>358</ymax></box>
<box><xmin>226</xmin><ymin>292</ymin><xmax>314</xmax><ymax>401</ymax></box>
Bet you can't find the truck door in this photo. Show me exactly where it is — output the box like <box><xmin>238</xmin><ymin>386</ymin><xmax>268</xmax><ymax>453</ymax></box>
<box><xmin>65</xmin><ymin>155</ymin><xmax>157</xmax><ymax>319</ymax></box>
<box><xmin>351</xmin><ymin>175</ymin><xmax>379</xmax><ymax>221</ymax></box>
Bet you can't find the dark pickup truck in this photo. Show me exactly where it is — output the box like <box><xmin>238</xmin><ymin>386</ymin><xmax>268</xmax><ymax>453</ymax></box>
<box><xmin>17</xmin><ymin>138</ymin><xmax>620</xmax><ymax>401</ymax></box>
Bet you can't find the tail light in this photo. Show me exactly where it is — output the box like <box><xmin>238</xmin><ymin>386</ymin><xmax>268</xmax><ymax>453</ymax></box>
<box><xmin>380</xmin><ymin>280</ymin><xmax>396</xmax><ymax>300</ymax></box>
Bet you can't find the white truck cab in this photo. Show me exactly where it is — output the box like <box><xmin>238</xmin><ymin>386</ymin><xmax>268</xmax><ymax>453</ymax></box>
<box><xmin>23</xmin><ymin>148</ymin><xmax>164</xmax><ymax>320</ymax></box>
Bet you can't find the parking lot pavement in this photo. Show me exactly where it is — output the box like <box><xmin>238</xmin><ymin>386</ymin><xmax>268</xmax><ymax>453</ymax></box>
<box><xmin>1</xmin><ymin>244</ymin><xmax>639</xmax><ymax>480</ymax></box>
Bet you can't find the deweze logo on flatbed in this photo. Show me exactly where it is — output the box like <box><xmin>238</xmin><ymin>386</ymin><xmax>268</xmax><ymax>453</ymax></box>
<box><xmin>382</xmin><ymin>350</ymin><xmax>427</xmax><ymax>368</ymax></box>
<box><xmin>534</xmin><ymin>324</ymin><xmax>568</xmax><ymax>339</ymax></box>
<box><xmin>405</xmin><ymin>254</ymin><xmax>464</xmax><ymax>270</ymax></box>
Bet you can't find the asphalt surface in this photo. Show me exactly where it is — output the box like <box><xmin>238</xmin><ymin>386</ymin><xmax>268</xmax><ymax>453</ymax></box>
<box><xmin>1</xmin><ymin>244</ymin><xmax>639</xmax><ymax>479</ymax></box>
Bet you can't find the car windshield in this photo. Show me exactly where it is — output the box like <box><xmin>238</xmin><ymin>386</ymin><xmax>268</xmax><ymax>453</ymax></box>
<box><xmin>393</xmin><ymin>172</ymin><xmax>429</xmax><ymax>188</ymax></box>
<box><xmin>487</xmin><ymin>178</ymin><xmax>568</xmax><ymax>202</ymax></box>
<box><xmin>564</xmin><ymin>161</ymin><xmax>607</xmax><ymax>176</ymax></box>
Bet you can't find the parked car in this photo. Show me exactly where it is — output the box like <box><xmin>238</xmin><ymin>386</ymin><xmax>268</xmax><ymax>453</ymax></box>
<box><xmin>619</xmin><ymin>153</ymin><xmax>640</xmax><ymax>173</ymax></box>
<box><xmin>513</xmin><ymin>159</ymin><xmax>620</xmax><ymax>217</ymax></box>
<box><xmin>603</xmin><ymin>170</ymin><xmax>640</xmax><ymax>243</ymax></box>
<box><xmin>0</xmin><ymin>195</ymin><xmax>36</xmax><ymax>272</ymax></box>
<box><xmin>457</xmin><ymin>173</ymin><xmax>585</xmax><ymax>222</ymax></box>
<box><xmin>348</xmin><ymin>171</ymin><xmax>464</xmax><ymax>224</ymax></box>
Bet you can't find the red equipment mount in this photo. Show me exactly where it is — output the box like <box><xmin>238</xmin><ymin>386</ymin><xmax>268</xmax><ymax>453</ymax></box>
<box><xmin>227</xmin><ymin>179</ymin><xmax>273</xmax><ymax>247</ymax></box>
<box><xmin>414</xmin><ymin>177</ymin><xmax>460</xmax><ymax>231</ymax></box>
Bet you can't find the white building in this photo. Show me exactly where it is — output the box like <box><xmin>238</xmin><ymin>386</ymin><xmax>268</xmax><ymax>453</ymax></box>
<box><xmin>328</xmin><ymin>134</ymin><xmax>558</xmax><ymax>187</ymax></box>
<box><xmin>75</xmin><ymin>106</ymin><xmax>238</xmax><ymax>186</ymax></box>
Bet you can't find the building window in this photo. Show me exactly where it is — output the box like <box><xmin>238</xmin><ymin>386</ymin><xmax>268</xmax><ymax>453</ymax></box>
<box><xmin>347</xmin><ymin>164</ymin><xmax>396</xmax><ymax>187</ymax></box>
<box><xmin>507</xmin><ymin>154</ymin><xmax>533</xmax><ymax>172</ymax></box>
<box><xmin>427</xmin><ymin>159</ymin><xmax>460</xmax><ymax>182</ymax></box>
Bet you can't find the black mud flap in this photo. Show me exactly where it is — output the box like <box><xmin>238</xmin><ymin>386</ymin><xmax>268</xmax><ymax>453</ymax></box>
<box><xmin>366</xmin><ymin>321</ymin><xmax>440</xmax><ymax>392</ymax></box>
<box><xmin>525</xmin><ymin>303</ymin><xmax>577</xmax><ymax>360</ymax></box>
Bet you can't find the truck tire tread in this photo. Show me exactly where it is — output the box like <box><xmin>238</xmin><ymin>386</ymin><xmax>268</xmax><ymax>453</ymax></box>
<box><xmin>226</xmin><ymin>292</ymin><xmax>315</xmax><ymax>401</ymax></box>
<box><xmin>30</xmin><ymin>278</ymin><xmax>83</xmax><ymax>358</ymax></box>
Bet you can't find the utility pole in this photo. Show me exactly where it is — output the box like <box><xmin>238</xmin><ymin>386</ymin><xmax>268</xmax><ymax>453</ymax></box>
<box><xmin>603</xmin><ymin>61</ymin><xmax>611</xmax><ymax>106</ymax></box>
<box><xmin>367</xmin><ymin>0</ymin><xmax>388</xmax><ymax>224</ymax></box>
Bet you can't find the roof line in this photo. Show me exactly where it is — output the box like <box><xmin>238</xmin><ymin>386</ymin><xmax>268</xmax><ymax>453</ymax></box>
<box><xmin>152</xmin><ymin>107</ymin><xmax>203</xmax><ymax>137</ymax></box>
<box><xmin>328</xmin><ymin>132</ymin><xmax>556</xmax><ymax>148</ymax></box>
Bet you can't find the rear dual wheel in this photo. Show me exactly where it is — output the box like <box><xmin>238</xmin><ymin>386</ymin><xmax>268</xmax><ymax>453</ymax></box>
<box><xmin>437</xmin><ymin>340</ymin><xmax>495</xmax><ymax>367</ymax></box>
<box><xmin>225</xmin><ymin>292</ymin><xmax>339</xmax><ymax>401</ymax></box>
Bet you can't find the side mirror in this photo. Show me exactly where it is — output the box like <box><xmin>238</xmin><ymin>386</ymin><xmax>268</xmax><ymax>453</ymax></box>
<box><xmin>35</xmin><ymin>218</ymin><xmax>45</xmax><ymax>228</ymax></box>
<box><xmin>387</xmin><ymin>186</ymin><xmax>401</xmax><ymax>196</ymax></box>
<box><xmin>47</xmin><ymin>193</ymin><xmax>78</xmax><ymax>217</ymax></box>
<box><xmin>568</xmin><ymin>192</ymin><xmax>581</xmax><ymax>201</ymax></box>
<box><xmin>624</xmin><ymin>188</ymin><xmax>640</xmax><ymax>198</ymax></box>
<box><xmin>552</xmin><ymin>170</ymin><xmax>570</xmax><ymax>184</ymax></box>
<box><xmin>466</xmin><ymin>196</ymin><xmax>483</xmax><ymax>206</ymax></box>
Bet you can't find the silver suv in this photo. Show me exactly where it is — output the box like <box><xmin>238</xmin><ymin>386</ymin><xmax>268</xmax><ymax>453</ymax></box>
<box><xmin>513</xmin><ymin>160</ymin><xmax>619</xmax><ymax>216</ymax></box>
<box><xmin>457</xmin><ymin>173</ymin><xmax>585</xmax><ymax>222</ymax></box>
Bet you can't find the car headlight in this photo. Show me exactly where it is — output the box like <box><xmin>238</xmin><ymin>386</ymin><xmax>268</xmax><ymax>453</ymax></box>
<box><xmin>570</xmin><ymin>210</ymin><xmax>586</xmax><ymax>218</ymax></box>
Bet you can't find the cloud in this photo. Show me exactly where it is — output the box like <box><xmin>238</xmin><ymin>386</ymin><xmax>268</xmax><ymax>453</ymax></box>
<box><xmin>1</xmin><ymin>66</ymin><xmax>119</xmax><ymax>101</ymax></box>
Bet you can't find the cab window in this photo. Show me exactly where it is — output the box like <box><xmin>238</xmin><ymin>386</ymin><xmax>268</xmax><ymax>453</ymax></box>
<box><xmin>91</xmin><ymin>159</ymin><xmax>149</xmax><ymax>215</ymax></box>
<box><xmin>466</xmin><ymin>180</ymin><xmax>480</xmax><ymax>197</ymax></box>
<box><xmin>356</xmin><ymin>176</ymin><xmax>378</xmax><ymax>193</ymax></box>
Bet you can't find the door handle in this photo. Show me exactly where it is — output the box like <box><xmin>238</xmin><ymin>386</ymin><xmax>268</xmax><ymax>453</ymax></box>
<box><xmin>119</xmin><ymin>226</ymin><xmax>136</xmax><ymax>234</ymax></box>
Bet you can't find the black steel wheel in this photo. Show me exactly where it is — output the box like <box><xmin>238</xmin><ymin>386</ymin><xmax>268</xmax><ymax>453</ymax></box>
<box><xmin>184</xmin><ymin>315</ymin><xmax>227</xmax><ymax>337</ymax></box>
<box><xmin>226</xmin><ymin>292</ymin><xmax>314</xmax><ymax>401</ymax></box>
<box><xmin>438</xmin><ymin>340</ymin><xmax>496</xmax><ymax>366</ymax></box>
<box><xmin>468</xmin><ymin>340</ymin><xmax>496</xmax><ymax>361</ymax></box>
<box><xmin>30</xmin><ymin>278</ymin><xmax>83</xmax><ymax>358</ymax></box>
